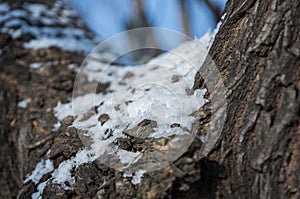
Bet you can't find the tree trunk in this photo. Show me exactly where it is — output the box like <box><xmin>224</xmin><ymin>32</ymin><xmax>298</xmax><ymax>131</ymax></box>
<box><xmin>0</xmin><ymin>0</ymin><xmax>299</xmax><ymax>199</ymax></box>
<box><xmin>197</xmin><ymin>0</ymin><xmax>300</xmax><ymax>198</ymax></box>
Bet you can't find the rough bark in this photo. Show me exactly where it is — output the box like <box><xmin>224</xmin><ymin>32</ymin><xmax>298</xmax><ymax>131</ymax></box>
<box><xmin>0</xmin><ymin>1</ymin><xmax>92</xmax><ymax>198</ymax></box>
<box><xmin>194</xmin><ymin>0</ymin><xmax>300</xmax><ymax>198</ymax></box>
<box><xmin>0</xmin><ymin>0</ymin><xmax>299</xmax><ymax>199</ymax></box>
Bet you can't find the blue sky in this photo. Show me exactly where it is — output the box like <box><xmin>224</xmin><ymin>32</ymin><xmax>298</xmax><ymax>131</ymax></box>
<box><xmin>67</xmin><ymin>0</ymin><xmax>226</xmax><ymax>40</ymax></box>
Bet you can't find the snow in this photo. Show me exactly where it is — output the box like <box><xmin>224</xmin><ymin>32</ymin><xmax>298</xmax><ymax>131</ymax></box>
<box><xmin>18</xmin><ymin>98</ymin><xmax>31</xmax><ymax>108</ymax></box>
<box><xmin>68</xmin><ymin>63</ymin><xmax>79</xmax><ymax>71</ymax></box>
<box><xmin>0</xmin><ymin>2</ymin><xmax>96</xmax><ymax>54</ymax></box>
<box><xmin>52</xmin><ymin>121</ymin><xmax>61</xmax><ymax>131</ymax></box>
<box><xmin>123</xmin><ymin>171</ymin><xmax>133</xmax><ymax>178</ymax></box>
<box><xmin>24</xmin><ymin>159</ymin><xmax>54</xmax><ymax>184</ymax></box>
<box><xmin>24</xmin><ymin>9</ymin><xmax>226</xmax><ymax>198</ymax></box>
<box><xmin>54</xmin><ymin>101</ymin><xmax>73</xmax><ymax>121</ymax></box>
<box><xmin>29</xmin><ymin>149</ymin><xmax>97</xmax><ymax>199</ymax></box>
<box><xmin>0</xmin><ymin>3</ymin><xmax>9</xmax><ymax>13</ymax></box>
<box><xmin>32</xmin><ymin>180</ymin><xmax>49</xmax><ymax>199</ymax></box>
<box><xmin>47</xmin><ymin>36</ymin><xmax>210</xmax><ymax>190</ymax></box>
<box><xmin>51</xmin><ymin>149</ymin><xmax>96</xmax><ymax>189</ymax></box>
<box><xmin>51</xmin><ymin>32</ymin><xmax>212</xmax><ymax>183</ymax></box>
<box><xmin>208</xmin><ymin>12</ymin><xmax>227</xmax><ymax>49</ymax></box>
<box><xmin>122</xmin><ymin>169</ymin><xmax>146</xmax><ymax>185</ymax></box>
<box><xmin>30</xmin><ymin>63</ymin><xmax>43</xmax><ymax>69</ymax></box>
<box><xmin>131</xmin><ymin>170</ymin><xmax>146</xmax><ymax>185</ymax></box>
<box><xmin>24</xmin><ymin>37</ymin><xmax>95</xmax><ymax>53</ymax></box>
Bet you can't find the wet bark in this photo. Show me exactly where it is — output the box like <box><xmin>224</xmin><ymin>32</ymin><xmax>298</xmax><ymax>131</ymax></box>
<box><xmin>0</xmin><ymin>0</ymin><xmax>299</xmax><ymax>198</ymax></box>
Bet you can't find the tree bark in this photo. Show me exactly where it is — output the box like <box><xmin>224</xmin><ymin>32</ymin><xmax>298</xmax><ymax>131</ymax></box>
<box><xmin>0</xmin><ymin>0</ymin><xmax>299</xmax><ymax>199</ymax></box>
<box><xmin>195</xmin><ymin>0</ymin><xmax>300</xmax><ymax>198</ymax></box>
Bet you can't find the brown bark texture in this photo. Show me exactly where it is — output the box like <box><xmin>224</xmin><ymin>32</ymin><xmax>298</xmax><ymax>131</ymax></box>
<box><xmin>197</xmin><ymin>0</ymin><xmax>300</xmax><ymax>198</ymax></box>
<box><xmin>0</xmin><ymin>0</ymin><xmax>299</xmax><ymax>199</ymax></box>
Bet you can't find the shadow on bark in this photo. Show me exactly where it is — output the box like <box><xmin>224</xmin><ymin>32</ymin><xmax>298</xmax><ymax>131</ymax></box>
<box><xmin>172</xmin><ymin>158</ymin><xmax>227</xmax><ymax>199</ymax></box>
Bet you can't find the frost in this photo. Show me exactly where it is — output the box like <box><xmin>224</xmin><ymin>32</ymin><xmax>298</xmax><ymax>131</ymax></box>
<box><xmin>24</xmin><ymin>159</ymin><xmax>54</xmax><ymax>184</ymax></box>
<box><xmin>18</xmin><ymin>98</ymin><xmax>31</xmax><ymax>108</ymax></box>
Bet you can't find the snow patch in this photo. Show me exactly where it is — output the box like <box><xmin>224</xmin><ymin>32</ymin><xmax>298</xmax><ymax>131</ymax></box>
<box><xmin>51</xmin><ymin>149</ymin><xmax>96</xmax><ymax>190</ymax></box>
<box><xmin>54</xmin><ymin>101</ymin><xmax>73</xmax><ymax>121</ymax></box>
<box><xmin>0</xmin><ymin>2</ymin><xmax>96</xmax><ymax>54</ymax></box>
<box><xmin>26</xmin><ymin>19</ymin><xmax>225</xmax><ymax>197</ymax></box>
<box><xmin>131</xmin><ymin>170</ymin><xmax>146</xmax><ymax>185</ymax></box>
<box><xmin>32</xmin><ymin>180</ymin><xmax>49</xmax><ymax>199</ymax></box>
<box><xmin>24</xmin><ymin>159</ymin><xmax>54</xmax><ymax>184</ymax></box>
<box><xmin>29</xmin><ymin>149</ymin><xmax>97</xmax><ymax>198</ymax></box>
<box><xmin>24</xmin><ymin>37</ymin><xmax>95</xmax><ymax>54</ymax></box>
<box><xmin>18</xmin><ymin>98</ymin><xmax>31</xmax><ymax>108</ymax></box>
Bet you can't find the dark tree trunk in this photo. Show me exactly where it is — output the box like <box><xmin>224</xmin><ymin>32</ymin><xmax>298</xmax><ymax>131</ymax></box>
<box><xmin>0</xmin><ymin>0</ymin><xmax>299</xmax><ymax>199</ymax></box>
<box><xmin>196</xmin><ymin>0</ymin><xmax>300</xmax><ymax>198</ymax></box>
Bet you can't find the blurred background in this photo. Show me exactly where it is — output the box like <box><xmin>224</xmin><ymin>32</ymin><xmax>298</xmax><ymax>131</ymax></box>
<box><xmin>65</xmin><ymin>0</ymin><xmax>226</xmax><ymax>64</ymax></box>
